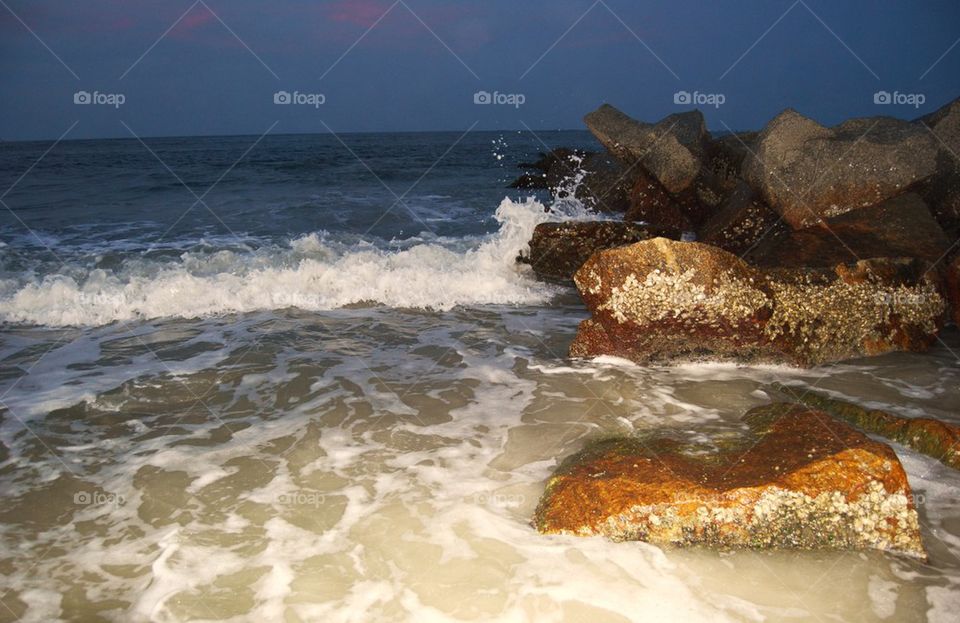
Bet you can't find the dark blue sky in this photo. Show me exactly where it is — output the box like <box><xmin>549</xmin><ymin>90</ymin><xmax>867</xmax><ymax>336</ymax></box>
<box><xmin>1</xmin><ymin>0</ymin><xmax>958</xmax><ymax>140</ymax></box>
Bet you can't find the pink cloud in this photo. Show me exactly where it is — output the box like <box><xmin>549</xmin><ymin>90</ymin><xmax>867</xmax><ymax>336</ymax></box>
<box><xmin>170</xmin><ymin>7</ymin><xmax>217</xmax><ymax>38</ymax></box>
<box><xmin>326</xmin><ymin>0</ymin><xmax>393</xmax><ymax>28</ymax></box>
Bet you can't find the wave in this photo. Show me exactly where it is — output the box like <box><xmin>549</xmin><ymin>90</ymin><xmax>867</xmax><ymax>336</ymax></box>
<box><xmin>0</xmin><ymin>197</ymin><xmax>586</xmax><ymax>327</ymax></box>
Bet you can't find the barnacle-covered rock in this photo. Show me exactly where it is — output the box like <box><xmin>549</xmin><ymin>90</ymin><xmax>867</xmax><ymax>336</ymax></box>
<box><xmin>916</xmin><ymin>96</ymin><xmax>960</xmax><ymax>233</ymax></box>
<box><xmin>698</xmin><ymin>181</ymin><xmax>782</xmax><ymax>255</ymax></box>
<box><xmin>769</xmin><ymin>382</ymin><xmax>960</xmax><ymax>471</ymax></box>
<box><xmin>571</xmin><ymin>237</ymin><xmax>775</xmax><ymax>362</ymax></box>
<box><xmin>570</xmin><ymin>238</ymin><xmax>945</xmax><ymax>366</ymax></box>
<box><xmin>746</xmin><ymin>193</ymin><xmax>951</xmax><ymax>268</ymax></box>
<box><xmin>743</xmin><ymin>109</ymin><xmax>939</xmax><ymax>229</ymax></box>
<box><xmin>518</xmin><ymin>221</ymin><xmax>680</xmax><ymax>283</ymax></box>
<box><xmin>533</xmin><ymin>403</ymin><xmax>925</xmax><ymax>559</ymax></box>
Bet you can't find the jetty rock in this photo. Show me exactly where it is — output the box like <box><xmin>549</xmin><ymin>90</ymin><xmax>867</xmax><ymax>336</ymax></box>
<box><xmin>519</xmin><ymin>221</ymin><xmax>680</xmax><ymax>283</ymax></box>
<box><xmin>584</xmin><ymin>104</ymin><xmax>709</xmax><ymax>197</ymax></box>
<box><xmin>697</xmin><ymin>181</ymin><xmax>782</xmax><ymax>256</ymax></box>
<box><xmin>745</xmin><ymin>192</ymin><xmax>951</xmax><ymax>269</ymax></box>
<box><xmin>569</xmin><ymin>238</ymin><xmax>946</xmax><ymax>366</ymax></box>
<box><xmin>743</xmin><ymin>109</ymin><xmax>939</xmax><ymax>229</ymax></box>
<box><xmin>916</xmin><ymin>96</ymin><xmax>960</xmax><ymax>233</ymax></box>
<box><xmin>534</xmin><ymin>403</ymin><xmax>926</xmax><ymax>559</ymax></box>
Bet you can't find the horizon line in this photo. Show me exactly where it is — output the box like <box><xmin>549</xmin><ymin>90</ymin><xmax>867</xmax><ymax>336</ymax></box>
<box><xmin>0</xmin><ymin>124</ymin><xmax>754</xmax><ymax>145</ymax></box>
<box><xmin>0</xmin><ymin>127</ymin><xmax>593</xmax><ymax>145</ymax></box>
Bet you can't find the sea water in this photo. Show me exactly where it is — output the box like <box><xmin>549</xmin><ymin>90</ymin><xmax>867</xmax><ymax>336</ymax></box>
<box><xmin>0</xmin><ymin>131</ymin><xmax>958</xmax><ymax>622</ymax></box>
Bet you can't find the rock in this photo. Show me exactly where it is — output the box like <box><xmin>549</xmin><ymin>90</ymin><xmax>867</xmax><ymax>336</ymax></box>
<box><xmin>769</xmin><ymin>383</ymin><xmax>960</xmax><ymax>471</ymax></box>
<box><xmin>706</xmin><ymin>131</ymin><xmax>759</xmax><ymax>198</ymax></box>
<box><xmin>584</xmin><ymin>104</ymin><xmax>708</xmax><ymax>196</ymax></box>
<box><xmin>570</xmin><ymin>238</ymin><xmax>946</xmax><ymax>366</ymax></box>
<box><xmin>518</xmin><ymin>221</ymin><xmax>680</xmax><ymax>283</ymax></box>
<box><xmin>743</xmin><ymin>109</ymin><xmax>939</xmax><ymax>229</ymax></box>
<box><xmin>534</xmin><ymin>403</ymin><xmax>925</xmax><ymax>559</ymax></box>
<box><xmin>916</xmin><ymin>97</ymin><xmax>960</xmax><ymax>234</ymax></box>
<box><xmin>623</xmin><ymin>167</ymin><xmax>690</xmax><ymax>231</ymax></box>
<box><xmin>746</xmin><ymin>193</ymin><xmax>951</xmax><ymax>268</ymax></box>
<box><xmin>947</xmin><ymin>255</ymin><xmax>960</xmax><ymax>325</ymax></box>
<box><xmin>571</xmin><ymin>237</ymin><xmax>775</xmax><ymax>362</ymax></box>
<box><xmin>698</xmin><ymin>182</ymin><xmax>783</xmax><ymax>255</ymax></box>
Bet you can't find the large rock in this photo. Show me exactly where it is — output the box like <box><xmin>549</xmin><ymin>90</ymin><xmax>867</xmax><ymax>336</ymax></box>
<box><xmin>584</xmin><ymin>104</ymin><xmax>708</xmax><ymax>196</ymax></box>
<box><xmin>698</xmin><ymin>182</ymin><xmax>783</xmax><ymax>255</ymax></box>
<box><xmin>743</xmin><ymin>109</ymin><xmax>939</xmax><ymax>229</ymax></box>
<box><xmin>534</xmin><ymin>403</ymin><xmax>925</xmax><ymax>558</ymax></box>
<box><xmin>623</xmin><ymin>167</ymin><xmax>690</xmax><ymax>230</ymax></box>
<box><xmin>518</xmin><ymin>221</ymin><xmax>680</xmax><ymax>283</ymax></box>
<box><xmin>572</xmin><ymin>238</ymin><xmax>775</xmax><ymax>363</ymax></box>
<box><xmin>746</xmin><ymin>193</ymin><xmax>951</xmax><ymax>268</ymax></box>
<box><xmin>917</xmin><ymin>97</ymin><xmax>960</xmax><ymax>234</ymax></box>
<box><xmin>570</xmin><ymin>238</ymin><xmax>946</xmax><ymax>366</ymax></box>
<box><xmin>770</xmin><ymin>383</ymin><xmax>960</xmax><ymax>471</ymax></box>
<box><xmin>709</xmin><ymin>131</ymin><xmax>759</xmax><ymax>187</ymax></box>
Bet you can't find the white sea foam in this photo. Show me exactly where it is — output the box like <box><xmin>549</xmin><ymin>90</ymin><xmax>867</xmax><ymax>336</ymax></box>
<box><xmin>0</xmin><ymin>197</ymin><xmax>580</xmax><ymax>327</ymax></box>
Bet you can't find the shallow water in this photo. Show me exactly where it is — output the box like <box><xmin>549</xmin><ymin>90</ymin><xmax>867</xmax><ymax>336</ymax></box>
<box><xmin>0</xmin><ymin>303</ymin><xmax>958</xmax><ymax>622</ymax></box>
<box><xmin>1</xmin><ymin>132</ymin><xmax>959</xmax><ymax>622</ymax></box>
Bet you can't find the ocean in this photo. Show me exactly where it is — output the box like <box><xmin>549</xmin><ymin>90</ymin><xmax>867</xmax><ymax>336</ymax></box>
<box><xmin>0</xmin><ymin>131</ymin><xmax>958</xmax><ymax>622</ymax></box>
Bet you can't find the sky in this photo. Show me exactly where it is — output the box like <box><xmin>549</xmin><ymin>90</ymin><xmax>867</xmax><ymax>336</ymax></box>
<box><xmin>0</xmin><ymin>0</ymin><xmax>958</xmax><ymax>141</ymax></box>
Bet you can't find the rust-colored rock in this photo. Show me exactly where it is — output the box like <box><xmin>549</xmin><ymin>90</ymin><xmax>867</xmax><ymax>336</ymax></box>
<box><xmin>743</xmin><ymin>109</ymin><xmax>939</xmax><ymax>229</ymax></box>
<box><xmin>747</xmin><ymin>193</ymin><xmax>951</xmax><ymax>268</ymax></box>
<box><xmin>570</xmin><ymin>238</ymin><xmax>946</xmax><ymax>366</ymax></box>
<box><xmin>698</xmin><ymin>182</ymin><xmax>782</xmax><ymax>255</ymax></box>
<box><xmin>770</xmin><ymin>383</ymin><xmax>960</xmax><ymax>471</ymax></box>
<box><xmin>584</xmin><ymin>104</ymin><xmax>708</xmax><ymax>195</ymax></box>
<box><xmin>916</xmin><ymin>96</ymin><xmax>960</xmax><ymax>234</ymax></box>
<box><xmin>534</xmin><ymin>403</ymin><xmax>925</xmax><ymax>559</ymax></box>
<box><xmin>571</xmin><ymin>237</ymin><xmax>776</xmax><ymax>362</ymax></box>
<box><xmin>623</xmin><ymin>168</ymin><xmax>690</xmax><ymax>231</ymax></box>
<box><xmin>518</xmin><ymin>221</ymin><xmax>680</xmax><ymax>283</ymax></box>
